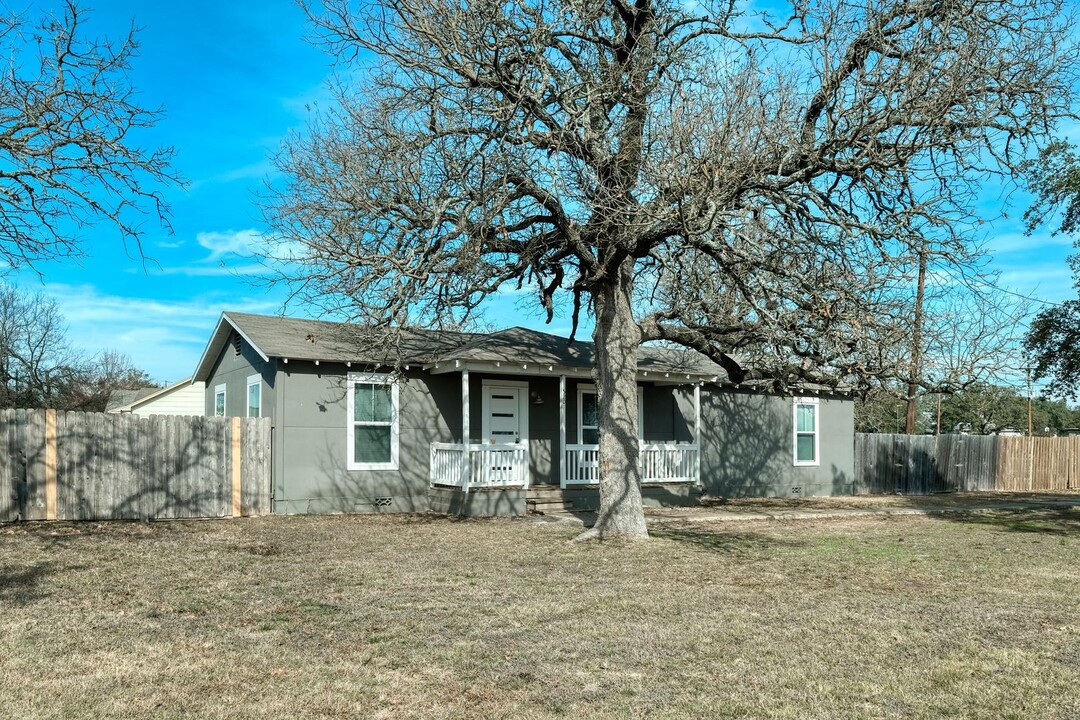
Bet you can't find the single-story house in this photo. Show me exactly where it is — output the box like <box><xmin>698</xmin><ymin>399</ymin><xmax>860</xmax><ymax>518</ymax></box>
<box><xmin>192</xmin><ymin>312</ymin><xmax>855</xmax><ymax>516</ymax></box>
<box><xmin>106</xmin><ymin>377</ymin><xmax>206</xmax><ymax>417</ymax></box>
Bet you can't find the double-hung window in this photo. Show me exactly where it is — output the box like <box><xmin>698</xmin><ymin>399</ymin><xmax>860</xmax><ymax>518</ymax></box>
<box><xmin>246</xmin><ymin>375</ymin><xmax>261</xmax><ymax>418</ymax></box>
<box><xmin>578</xmin><ymin>385</ymin><xmax>644</xmax><ymax>445</ymax></box>
<box><xmin>214</xmin><ymin>384</ymin><xmax>226</xmax><ymax>417</ymax></box>
<box><xmin>347</xmin><ymin>372</ymin><xmax>398</xmax><ymax>470</ymax></box>
<box><xmin>793</xmin><ymin>397</ymin><xmax>820</xmax><ymax>466</ymax></box>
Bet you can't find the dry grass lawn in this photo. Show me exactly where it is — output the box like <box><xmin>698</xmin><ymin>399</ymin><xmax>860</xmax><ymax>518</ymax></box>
<box><xmin>1</xmin><ymin>509</ymin><xmax>1078</xmax><ymax>719</ymax></box>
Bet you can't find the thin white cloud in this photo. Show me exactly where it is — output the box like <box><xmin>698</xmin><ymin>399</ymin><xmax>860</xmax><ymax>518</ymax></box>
<box><xmin>38</xmin><ymin>283</ymin><xmax>280</xmax><ymax>383</ymax></box>
<box><xmin>154</xmin><ymin>262</ymin><xmax>270</xmax><ymax>277</ymax></box>
<box><xmin>188</xmin><ymin>159</ymin><xmax>280</xmax><ymax>191</ymax></box>
<box><xmin>998</xmin><ymin>263</ymin><xmax>1074</xmax><ymax>304</ymax></box>
<box><xmin>986</xmin><ymin>230</ymin><xmax>1073</xmax><ymax>256</ymax></box>
<box><xmin>197</xmin><ymin>228</ymin><xmax>267</xmax><ymax>260</ymax></box>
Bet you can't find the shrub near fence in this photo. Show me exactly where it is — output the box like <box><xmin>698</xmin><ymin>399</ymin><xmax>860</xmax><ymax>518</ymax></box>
<box><xmin>855</xmin><ymin>433</ymin><xmax>1079</xmax><ymax>495</ymax></box>
<box><xmin>0</xmin><ymin>409</ymin><xmax>271</xmax><ymax>522</ymax></box>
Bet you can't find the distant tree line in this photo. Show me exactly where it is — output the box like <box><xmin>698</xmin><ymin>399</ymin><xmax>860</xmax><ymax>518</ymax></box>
<box><xmin>0</xmin><ymin>284</ymin><xmax>155</xmax><ymax>412</ymax></box>
<box><xmin>856</xmin><ymin>384</ymin><xmax>1080</xmax><ymax>436</ymax></box>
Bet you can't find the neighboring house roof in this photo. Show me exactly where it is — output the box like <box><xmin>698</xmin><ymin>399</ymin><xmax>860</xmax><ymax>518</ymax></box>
<box><xmin>105</xmin><ymin>386</ymin><xmax>163</xmax><ymax>413</ymax></box>
<box><xmin>106</xmin><ymin>378</ymin><xmax>198</xmax><ymax>413</ymax></box>
<box><xmin>193</xmin><ymin>312</ymin><xmax>728</xmax><ymax>382</ymax></box>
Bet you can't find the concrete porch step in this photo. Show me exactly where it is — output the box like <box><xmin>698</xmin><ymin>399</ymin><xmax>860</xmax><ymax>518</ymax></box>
<box><xmin>526</xmin><ymin>498</ymin><xmax>574</xmax><ymax>515</ymax></box>
<box><xmin>527</xmin><ymin>485</ymin><xmax>568</xmax><ymax>500</ymax></box>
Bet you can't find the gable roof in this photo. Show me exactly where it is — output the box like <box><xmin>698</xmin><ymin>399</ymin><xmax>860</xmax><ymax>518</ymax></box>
<box><xmin>193</xmin><ymin>311</ymin><xmax>728</xmax><ymax>382</ymax></box>
<box><xmin>106</xmin><ymin>386</ymin><xmax>161</xmax><ymax>412</ymax></box>
<box><xmin>106</xmin><ymin>378</ymin><xmax>200</xmax><ymax>413</ymax></box>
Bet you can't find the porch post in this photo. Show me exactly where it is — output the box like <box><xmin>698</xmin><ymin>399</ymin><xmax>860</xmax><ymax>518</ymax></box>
<box><xmin>461</xmin><ymin>369</ymin><xmax>471</xmax><ymax>493</ymax></box>
<box><xmin>693</xmin><ymin>383</ymin><xmax>701</xmax><ymax>483</ymax></box>
<box><xmin>559</xmin><ymin>374</ymin><xmax>567</xmax><ymax>489</ymax></box>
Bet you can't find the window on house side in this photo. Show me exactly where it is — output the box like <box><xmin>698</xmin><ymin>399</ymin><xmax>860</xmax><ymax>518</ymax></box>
<box><xmin>247</xmin><ymin>375</ymin><xmax>261</xmax><ymax>418</ymax></box>
<box><xmin>577</xmin><ymin>385</ymin><xmax>644</xmax><ymax>445</ymax></box>
<box><xmin>580</xmin><ymin>391</ymin><xmax>600</xmax><ymax>445</ymax></box>
<box><xmin>793</xmin><ymin>398</ymin><xmax>820</xmax><ymax>466</ymax></box>
<box><xmin>347</xmin><ymin>372</ymin><xmax>398</xmax><ymax>470</ymax></box>
<box><xmin>214</xmin><ymin>384</ymin><xmax>226</xmax><ymax>417</ymax></box>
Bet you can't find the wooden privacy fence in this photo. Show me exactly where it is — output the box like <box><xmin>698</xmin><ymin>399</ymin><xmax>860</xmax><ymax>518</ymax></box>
<box><xmin>0</xmin><ymin>410</ymin><xmax>271</xmax><ymax>522</ymax></box>
<box><xmin>855</xmin><ymin>433</ymin><xmax>1080</xmax><ymax>494</ymax></box>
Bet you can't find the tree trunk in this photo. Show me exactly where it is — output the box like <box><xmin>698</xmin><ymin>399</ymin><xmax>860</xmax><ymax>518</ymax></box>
<box><xmin>575</xmin><ymin>258</ymin><xmax>648</xmax><ymax>541</ymax></box>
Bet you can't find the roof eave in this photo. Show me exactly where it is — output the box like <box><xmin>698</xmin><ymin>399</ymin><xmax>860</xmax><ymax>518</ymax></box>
<box><xmin>424</xmin><ymin>358</ymin><xmax>719</xmax><ymax>383</ymax></box>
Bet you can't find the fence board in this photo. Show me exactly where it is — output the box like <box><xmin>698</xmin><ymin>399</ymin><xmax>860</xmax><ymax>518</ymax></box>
<box><xmin>0</xmin><ymin>410</ymin><xmax>20</xmax><ymax>521</ymax></box>
<box><xmin>1</xmin><ymin>410</ymin><xmax>271</xmax><ymax>523</ymax></box>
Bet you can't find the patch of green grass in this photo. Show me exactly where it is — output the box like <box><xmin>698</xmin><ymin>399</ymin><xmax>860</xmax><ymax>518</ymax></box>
<box><xmin>0</xmin><ymin>511</ymin><xmax>1078</xmax><ymax>719</ymax></box>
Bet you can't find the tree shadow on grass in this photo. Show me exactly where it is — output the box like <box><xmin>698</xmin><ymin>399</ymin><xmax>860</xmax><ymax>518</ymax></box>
<box><xmin>650</xmin><ymin>523</ymin><xmax>805</xmax><ymax>554</ymax></box>
<box><xmin>0</xmin><ymin>562</ymin><xmax>56</xmax><ymax>606</ymax></box>
<box><xmin>943</xmin><ymin>508</ymin><xmax>1080</xmax><ymax>536</ymax></box>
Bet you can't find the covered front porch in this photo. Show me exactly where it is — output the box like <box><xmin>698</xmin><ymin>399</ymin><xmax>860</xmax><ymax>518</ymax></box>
<box><xmin>427</xmin><ymin>364</ymin><xmax>704</xmax><ymax>492</ymax></box>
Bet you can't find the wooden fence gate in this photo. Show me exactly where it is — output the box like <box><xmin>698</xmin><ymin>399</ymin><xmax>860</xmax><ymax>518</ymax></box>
<box><xmin>0</xmin><ymin>410</ymin><xmax>271</xmax><ymax>522</ymax></box>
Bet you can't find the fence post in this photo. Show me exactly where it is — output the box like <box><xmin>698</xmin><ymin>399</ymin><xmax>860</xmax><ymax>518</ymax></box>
<box><xmin>44</xmin><ymin>409</ymin><xmax>57</xmax><ymax>521</ymax></box>
<box><xmin>231</xmin><ymin>417</ymin><xmax>242</xmax><ymax>517</ymax></box>
<box><xmin>1028</xmin><ymin>435</ymin><xmax>1034</xmax><ymax>492</ymax></box>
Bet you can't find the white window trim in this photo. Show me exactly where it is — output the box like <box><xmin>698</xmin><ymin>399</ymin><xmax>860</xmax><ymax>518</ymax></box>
<box><xmin>793</xmin><ymin>397</ymin><xmax>821</xmax><ymax>467</ymax></box>
<box><xmin>346</xmin><ymin>372</ymin><xmax>399</xmax><ymax>471</ymax></box>
<box><xmin>577</xmin><ymin>384</ymin><xmax>644</xmax><ymax>444</ymax></box>
<box><xmin>480</xmin><ymin>379</ymin><xmax>529</xmax><ymax>445</ymax></box>
<box><xmin>214</xmin><ymin>383</ymin><xmax>226</xmax><ymax>417</ymax></box>
<box><xmin>246</xmin><ymin>374</ymin><xmax>261</xmax><ymax>418</ymax></box>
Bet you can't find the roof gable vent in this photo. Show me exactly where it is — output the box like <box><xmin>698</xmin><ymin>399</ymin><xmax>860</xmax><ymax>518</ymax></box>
<box><xmin>232</xmin><ymin>331</ymin><xmax>242</xmax><ymax>356</ymax></box>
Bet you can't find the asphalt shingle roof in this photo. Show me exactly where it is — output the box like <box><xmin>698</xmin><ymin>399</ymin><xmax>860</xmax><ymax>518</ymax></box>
<box><xmin>204</xmin><ymin>312</ymin><xmax>727</xmax><ymax>379</ymax></box>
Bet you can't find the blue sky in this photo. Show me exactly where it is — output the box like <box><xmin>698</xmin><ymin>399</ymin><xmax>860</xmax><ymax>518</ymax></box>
<box><xmin>6</xmin><ymin>1</ymin><xmax>1075</xmax><ymax>386</ymax></box>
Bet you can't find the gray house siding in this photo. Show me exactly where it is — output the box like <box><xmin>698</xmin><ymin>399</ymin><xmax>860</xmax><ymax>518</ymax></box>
<box><xmin>203</xmin><ymin>334</ymin><xmax>277</xmax><ymax>421</ymax></box>
<box><xmin>699</xmin><ymin>388</ymin><xmax>855</xmax><ymax>498</ymax></box>
<box><xmin>273</xmin><ymin>364</ymin><xmax>458</xmax><ymax>514</ymax></box>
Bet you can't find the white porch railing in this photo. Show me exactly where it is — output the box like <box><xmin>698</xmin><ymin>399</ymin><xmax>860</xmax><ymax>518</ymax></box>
<box><xmin>430</xmin><ymin>442</ymin><xmax>530</xmax><ymax>490</ymax></box>
<box><xmin>564</xmin><ymin>443</ymin><xmax>700</xmax><ymax>486</ymax></box>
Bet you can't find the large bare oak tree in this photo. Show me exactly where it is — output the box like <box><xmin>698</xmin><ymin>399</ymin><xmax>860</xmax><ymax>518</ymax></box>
<box><xmin>267</xmin><ymin>0</ymin><xmax>1074</xmax><ymax>539</ymax></box>
<box><xmin>0</xmin><ymin>1</ymin><xmax>176</xmax><ymax>268</ymax></box>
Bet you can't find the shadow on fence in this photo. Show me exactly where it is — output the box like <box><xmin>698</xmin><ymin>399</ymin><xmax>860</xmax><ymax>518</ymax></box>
<box><xmin>855</xmin><ymin>433</ymin><xmax>1079</xmax><ymax>495</ymax></box>
<box><xmin>0</xmin><ymin>410</ymin><xmax>272</xmax><ymax>523</ymax></box>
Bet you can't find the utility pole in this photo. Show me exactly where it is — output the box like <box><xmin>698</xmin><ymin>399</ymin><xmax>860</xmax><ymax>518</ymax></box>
<box><xmin>905</xmin><ymin>250</ymin><xmax>928</xmax><ymax>434</ymax></box>
<box><xmin>1026</xmin><ymin>367</ymin><xmax>1034</xmax><ymax>491</ymax></box>
<box><xmin>1026</xmin><ymin>367</ymin><xmax>1033</xmax><ymax>438</ymax></box>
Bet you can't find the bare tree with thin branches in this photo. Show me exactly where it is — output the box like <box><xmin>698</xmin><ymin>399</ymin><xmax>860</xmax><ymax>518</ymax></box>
<box><xmin>266</xmin><ymin>0</ymin><xmax>1075</xmax><ymax>539</ymax></box>
<box><xmin>0</xmin><ymin>1</ymin><xmax>178</xmax><ymax>268</ymax></box>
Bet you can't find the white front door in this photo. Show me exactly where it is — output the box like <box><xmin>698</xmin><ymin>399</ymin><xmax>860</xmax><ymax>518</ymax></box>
<box><xmin>480</xmin><ymin>383</ymin><xmax>529</xmax><ymax>485</ymax></box>
<box><xmin>482</xmin><ymin>385</ymin><xmax>524</xmax><ymax>444</ymax></box>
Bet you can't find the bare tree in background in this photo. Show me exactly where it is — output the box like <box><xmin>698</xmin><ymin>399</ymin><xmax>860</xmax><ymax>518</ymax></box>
<box><xmin>267</xmin><ymin>0</ymin><xmax>1074</xmax><ymax>539</ymax></box>
<box><xmin>0</xmin><ymin>1</ymin><xmax>177</xmax><ymax>268</ymax></box>
<box><xmin>0</xmin><ymin>284</ymin><xmax>153</xmax><ymax>410</ymax></box>
<box><xmin>855</xmin><ymin>267</ymin><xmax>1032</xmax><ymax>434</ymax></box>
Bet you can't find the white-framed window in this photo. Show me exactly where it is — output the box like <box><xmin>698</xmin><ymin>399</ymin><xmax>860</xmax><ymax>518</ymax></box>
<box><xmin>347</xmin><ymin>372</ymin><xmax>399</xmax><ymax>470</ymax></box>
<box><xmin>577</xmin><ymin>384</ymin><xmax>644</xmax><ymax>445</ymax></box>
<box><xmin>246</xmin><ymin>375</ymin><xmax>261</xmax><ymax>418</ymax></box>
<box><xmin>793</xmin><ymin>397</ymin><xmax>820</xmax><ymax>466</ymax></box>
<box><xmin>214</xmin><ymin>383</ymin><xmax>226</xmax><ymax>417</ymax></box>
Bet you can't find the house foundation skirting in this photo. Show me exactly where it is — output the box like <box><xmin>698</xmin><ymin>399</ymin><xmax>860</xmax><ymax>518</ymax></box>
<box><xmin>427</xmin><ymin>486</ymin><xmax>527</xmax><ymax>517</ymax></box>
